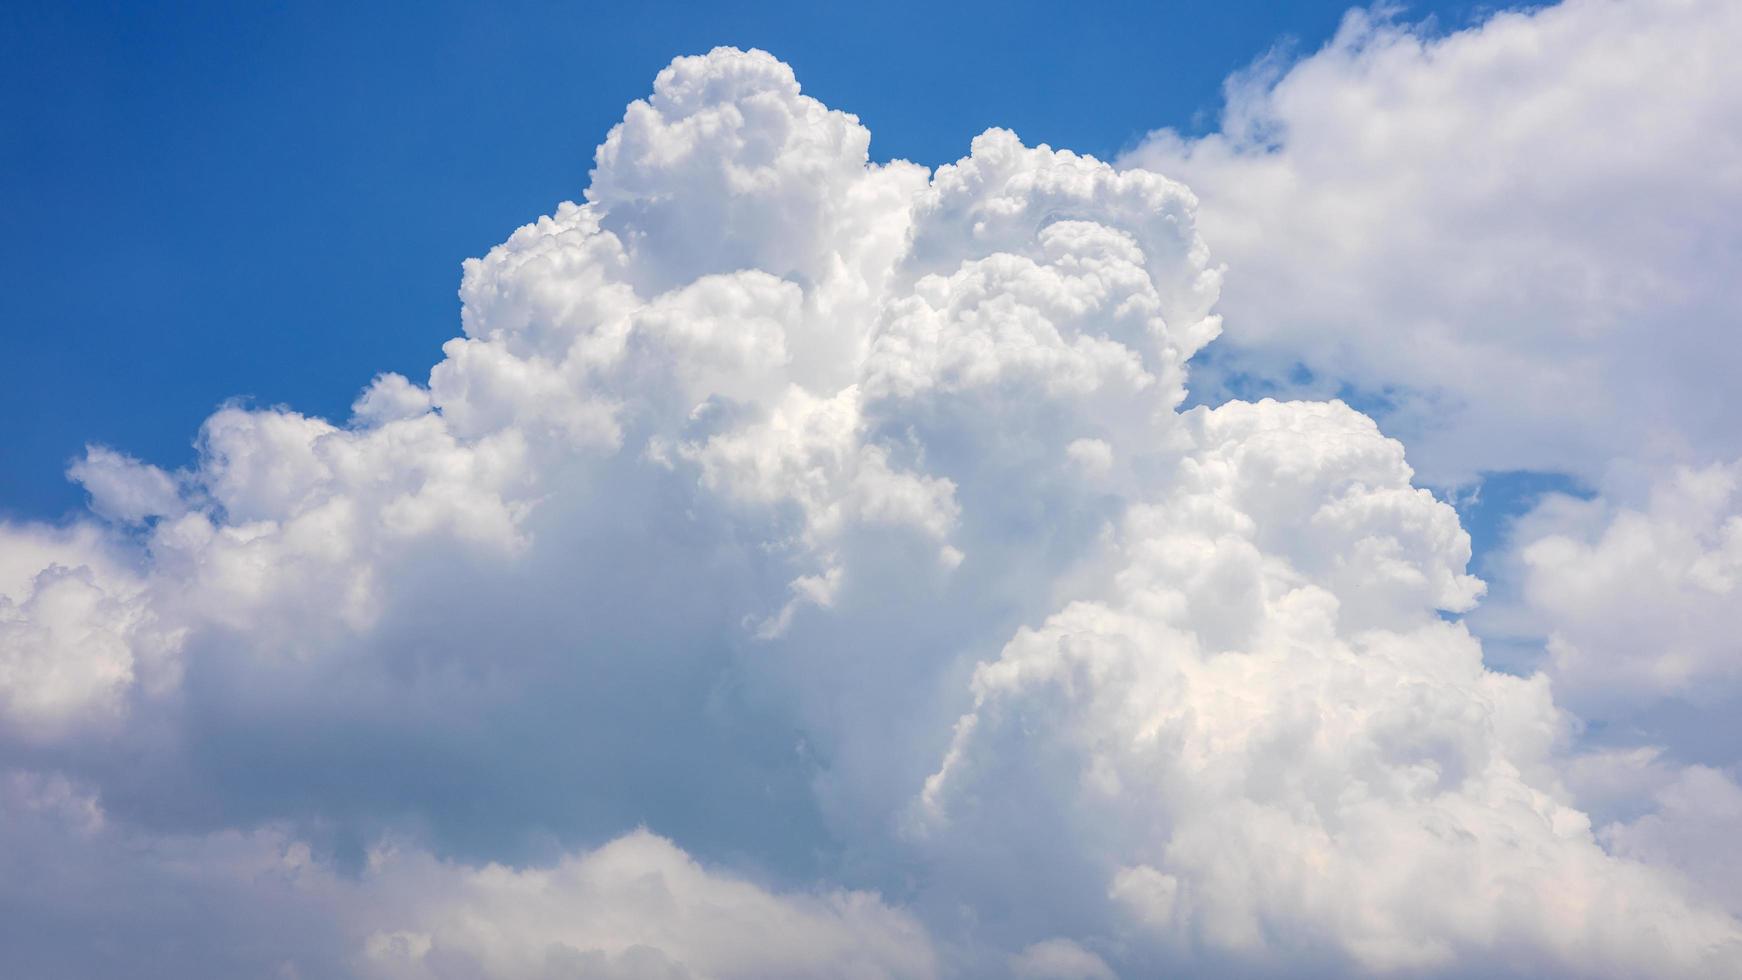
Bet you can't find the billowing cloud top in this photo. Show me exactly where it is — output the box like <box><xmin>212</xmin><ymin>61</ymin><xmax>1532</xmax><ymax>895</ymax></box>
<box><xmin>1</xmin><ymin>40</ymin><xmax>1739</xmax><ymax>979</ymax></box>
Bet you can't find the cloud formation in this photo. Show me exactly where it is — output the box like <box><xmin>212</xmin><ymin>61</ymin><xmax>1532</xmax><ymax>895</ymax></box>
<box><xmin>1124</xmin><ymin>1</ymin><xmax>1742</xmax><ymax>945</ymax></box>
<box><xmin>0</xmin><ymin>771</ymin><xmax>934</xmax><ymax>980</ymax></box>
<box><xmin>1</xmin><ymin>38</ymin><xmax>1738</xmax><ymax>978</ymax></box>
<box><xmin>1124</xmin><ymin>0</ymin><xmax>1742</xmax><ymax>485</ymax></box>
<box><xmin>1518</xmin><ymin>461</ymin><xmax>1742</xmax><ymax>713</ymax></box>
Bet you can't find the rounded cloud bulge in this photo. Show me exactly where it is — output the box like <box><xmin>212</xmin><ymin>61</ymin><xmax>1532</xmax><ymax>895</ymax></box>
<box><xmin>0</xmin><ymin>44</ymin><xmax>1737</xmax><ymax>978</ymax></box>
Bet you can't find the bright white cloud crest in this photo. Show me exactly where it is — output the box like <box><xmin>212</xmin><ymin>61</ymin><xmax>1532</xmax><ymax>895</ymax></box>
<box><xmin>1</xmin><ymin>36</ymin><xmax>1738</xmax><ymax>979</ymax></box>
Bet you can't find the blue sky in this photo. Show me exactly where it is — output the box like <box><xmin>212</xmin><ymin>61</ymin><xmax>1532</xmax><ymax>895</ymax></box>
<box><xmin>1</xmin><ymin>0</ymin><xmax>1495</xmax><ymax>520</ymax></box>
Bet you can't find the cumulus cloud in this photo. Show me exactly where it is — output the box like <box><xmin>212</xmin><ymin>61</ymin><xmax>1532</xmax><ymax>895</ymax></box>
<box><xmin>1515</xmin><ymin>460</ymin><xmax>1742</xmax><ymax>713</ymax></box>
<box><xmin>1122</xmin><ymin>2</ymin><xmax>1742</xmax><ymax>943</ymax></box>
<box><xmin>1599</xmin><ymin>765</ymin><xmax>1742</xmax><ymax>916</ymax></box>
<box><xmin>0</xmin><ymin>38</ymin><xmax>1738</xmax><ymax>979</ymax></box>
<box><xmin>910</xmin><ymin>399</ymin><xmax>1734</xmax><ymax>976</ymax></box>
<box><xmin>1123</xmin><ymin>0</ymin><xmax>1742</xmax><ymax>485</ymax></box>
<box><xmin>1468</xmin><ymin>459</ymin><xmax>1742</xmax><ymax>789</ymax></box>
<box><xmin>0</xmin><ymin>770</ymin><xmax>934</xmax><ymax>979</ymax></box>
<box><xmin>1010</xmin><ymin>939</ymin><xmax>1117</xmax><ymax>980</ymax></box>
<box><xmin>66</xmin><ymin>446</ymin><xmax>183</xmax><ymax>524</ymax></box>
<box><xmin>0</xmin><ymin>522</ymin><xmax>179</xmax><ymax>736</ymax></box>
<box><xmin>357</xmin><ymin>829</ymin><xmax>937</xmax><ymax>980</ymax></box>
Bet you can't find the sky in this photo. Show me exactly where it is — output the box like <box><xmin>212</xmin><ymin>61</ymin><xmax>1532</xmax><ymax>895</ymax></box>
<box><xmin>3</xmin><ymin>1</ymin><xmax>1741</xmax><ymax>978</ymax></box>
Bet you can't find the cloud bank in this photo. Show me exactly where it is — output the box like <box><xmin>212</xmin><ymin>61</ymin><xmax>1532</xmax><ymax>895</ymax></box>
<box><xmin>1124</xmin><ymin>0</ymin><xmax>1742</xmax><ymax>486</ymax></box>
<box><xmin>1124</xmin><ymin>0</ymin><xmax>1742</xmax><ymax>943</ymax></box>
<box><xmin>2</xmin><ymin>26</ymin><xmax>1739</xmax><ymax>979</ymax></box>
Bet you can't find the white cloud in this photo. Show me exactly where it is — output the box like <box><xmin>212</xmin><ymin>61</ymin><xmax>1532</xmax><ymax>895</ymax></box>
<box><xmin>1514</xmin><ymin>460</ymin><xmax>1742</xmax><ymax>714</ymax></box>
<box><xmin>1600</xmin><ymin>765</ymin><xmax>1742</xmax><ymax>915</ymax></box>
<box><xmin>1010</xmin><ymin>938</ymin><xmax>1117</xmax><ymax>980</ymax></box>
<box><xmin>911</xmin><ymin>398</ymin><xmax>1737</xmax><ymax>976</ymax></box>
<box><xmin>358</xmin><ymin>829</ymin><xmax>938</xmax><ymax>980</ymax></box>
<box><xmin>1122</xmin><ymin>0</ymin><xmax>1742</xmax><ymax>485</ymax></box>
<box><xmin>1122</xmin><ymin>4</ymin><xmax>1742</xmax><ymax>948</ymax></box>
<box><xmin>0</xmin><ymin>770</ymin><xmax>935</xmax><ymax>980</ymax></box>
<box><xmin>67</xmin><ymin>445</ymin><xmax>183</xmax><ymax>524</ymax></box>
<box><xmin>0</xmin><ymin>38</ymin><xmax>1738</xmax><ymax>979</ymax></box>
<box><xmin>0</xmin><ymin>522</ymin><xmax>180</xmax><ymax>736</ymax></box>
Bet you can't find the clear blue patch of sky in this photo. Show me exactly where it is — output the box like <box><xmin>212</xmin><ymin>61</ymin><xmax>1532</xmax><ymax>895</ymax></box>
<box><xmin>1453</xmin><ymin>469</ymin><xmax>1592</xmax><ymax>576</ymax></box>
<box><xmin>3</xmin><ymin>0</ymin><xmax>1507</xmax><ymax>521</ymax></box>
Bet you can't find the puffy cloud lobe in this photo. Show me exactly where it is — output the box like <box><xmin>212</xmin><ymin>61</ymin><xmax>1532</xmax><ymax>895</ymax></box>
<box><xmin>145</xmin><ymin>406</ymin><xmax>533</xmax><ymax>650</ymax></box>
<box><xmin>0</xmin><ymin>41</ymin><xmax>1738</xmax><ymax>979</ymax></box>
<box><xmin>1123</xmin><ymin>0</ymin><xmax>1742</xmax><ymax>484</ymax></box>
<box><xmin>359</xmin><ymin>830</ymin><xmax>938</xmax><ymax>980</ymax></box>
<box><xmin>589</xmin><ymin>48</ymin><xmax>925</xmax><ymax>303</ymax></box>
<box><xmin>1513</xmin><ymin>460</ymin><xmax>1742</xmax><ymax>712</ymax></box>
<box><xmin>868</xmin><ymin>222</ymin><xmax>1165</xmax><ymax>408</ymax></box>
<box><xmin>67</xmin><ymin>446</ymin><xmax>183</xmax><ymax>524</ymax></box>
<box><xmin>18</xmin><ymin>397</ymin><xmax>535</xmax><ymax>733</ymax></box>
<box><xmin>908</xmin><ymin>130</ymin><xmax>1221</xmax><ymax>362</ymax></box>
<box><xmin>353</xmin><ymin>371</ymin><xmax>435</xmax><ymax>426</ymax></box>
<box><xmin>0</xmin><ymin>567</ymin><xmax>137</xmax><ymax>725</ymax></box>
<box><xmin>1186</xmin><ymin>400</ymin><xmax>1483</xmax><ymax>629</ymax></box>
<box><xmin>0</xmin><ymin>523</ymin><xmax>179</xmax><ymax>736</ymax></box>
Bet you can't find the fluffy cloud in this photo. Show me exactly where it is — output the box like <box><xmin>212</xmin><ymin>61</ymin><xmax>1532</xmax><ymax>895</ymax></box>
<box><xmin>0</xmin><ymin>522</ymin><xmax>179</xmax><ymax>736</ymax></box>
<box><xmin>357</xmin><ymin>830</ymin><xmax>937</xmax><ymax>980</ymax></box>
<box><xmin>1468</xmin><ymin>460</ymin><xmax>1742</xmax><ymax>781</ymax></box>
<box><xmin>0</xmin><ymin>770</ymin><xmax>934</xmax><ymax>979</ymax></box>
<box><xmin>1515</xmin><ymin>461</ymin><xmax>1742</xmax><ymax>713</ymax></box>
<box><xmin>1</xmin><ymin>39</ymin><xmax>1737</xmax><ymax>979</ymax></box>
<box><xmin>1123</xmin><ymin>3</ymin><xmax>1742</xmax><ymax>951</ymax></box>
<box><xmin>1123</xmin><ymin>0</ymin><xmax>1742</xmax><ymax>485</ymax></box>
<box><xmin>911</xmin><ymin>399</ymin><xmax>1735</xmax><ymax>976</ymax></box>
<box><xmin>1598</xmin><ymin>764</ymin><xmax>1742</xmax><ymax>916</ymax></box>
<box><xmin>1010</xmin><ymin>939</ymin><xmax>1116</xmax><ymax>980</ymax></box>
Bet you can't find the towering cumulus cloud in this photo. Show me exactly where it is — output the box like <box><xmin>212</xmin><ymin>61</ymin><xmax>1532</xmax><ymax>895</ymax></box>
<box><xmin>0</xmin><ymin>45</ymin><xmax>1737</xmax><ymax>978</ymax></box>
